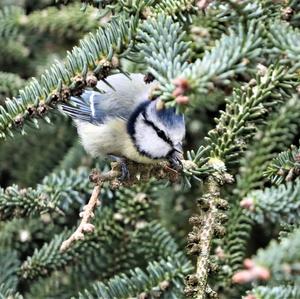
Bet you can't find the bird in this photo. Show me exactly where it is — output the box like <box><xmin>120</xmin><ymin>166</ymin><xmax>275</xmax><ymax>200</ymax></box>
<box><xmin>62</xmin><ymin>73</ymin><xmax>186</xmax><ymax>179</ymax></box>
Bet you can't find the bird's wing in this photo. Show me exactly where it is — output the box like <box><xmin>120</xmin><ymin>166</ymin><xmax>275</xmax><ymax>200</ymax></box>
<box><xmin>61</xmin><ymin>73</ymin><xmax>155</xmax><ymax>124</ymax></box>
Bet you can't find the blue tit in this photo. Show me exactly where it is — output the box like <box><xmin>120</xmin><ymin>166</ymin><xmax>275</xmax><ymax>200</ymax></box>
<box><xmin>62</xmin><ymin>73</ymin><xmax>185</xmax><ymax>175</ymax></box>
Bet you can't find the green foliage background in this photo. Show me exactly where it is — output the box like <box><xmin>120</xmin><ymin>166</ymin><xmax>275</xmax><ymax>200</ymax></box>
<box><xmin>0</xmin><ymin>1</ymin><xmax>300</xmax><ymax>298</ymax></box>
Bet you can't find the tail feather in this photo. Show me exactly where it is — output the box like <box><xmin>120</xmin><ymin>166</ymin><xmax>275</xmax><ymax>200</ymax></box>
<box><xmin>61</xmin><ymin>95</ymin><xmax>92</xmax><ymax>122</ymax></box>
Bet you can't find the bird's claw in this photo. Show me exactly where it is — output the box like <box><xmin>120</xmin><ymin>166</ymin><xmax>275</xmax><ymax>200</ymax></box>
<box><xmin>119</xmin><ymin>161</ymin><xmax>130</xmax><ymax>181</ymax></box>
<box><xmin>168</xmin><ymin>156</ymin><xmax>183</xmax><ymax>172</ymax></box>
<box><xmin>108</xmin><ymin>155</ymin><xmax>130</xmax><ymax>181</ymax></box>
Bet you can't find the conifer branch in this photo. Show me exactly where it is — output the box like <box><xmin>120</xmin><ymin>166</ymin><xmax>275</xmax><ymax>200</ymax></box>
<box><xmin>268</xmin><ymin>21</ymin><xmax>300</xmax><ymax>67</ymax></box>
<box><xmin>185</xmin><ymin>66</ymin><xmax>299</xmax><ymax>298</ymax></box>
<box><xmin>140</xmin><ymin>17</ymin><xmax>264</xmax><ymax>107</ymax></box>
<box><xmin>59</xmin><ymin>184</ymin><xmax>101</xmax><ymax>252</ymax></box>
<box><xmin>27</xmin><ymin>221</ymin><xmax>185</xmax><ymax>298</ymax></box>
<box><xmin>0</xmin><ymin>250</ymin><xmax>20</xmax><ymax>291</ymax></box>
<box><xmin>138</xmin><ymin>14</ymin><xmax>191</xmax><ymax>104</ymax></box>
<box><xmin>246</xmin><ymin>285</ymin><xmax>300</xmax><ymax>299</ymax></box>
<box><xmin>0</xmin><ymin>72</ymin><xmax>26</xmax><ymax>101</ymax></box>
<box><xmin>185</xmin><ymin>175</ymin><xmax>227</xmax><ymax>299</ymax></box>
<box><xmin>243</xmin><ymin>179</ymin><xmax>300</xmax><ymax>226</ymax></box>
<box><xmin>0</xmin><ymin>284</ymin><xmax>23</xmax><ymax>299</ymax></box>
<box><xmin>220</xmin><ymin>94</ymin><xmax>300</xmax><ymax>279</ymax></box>
<box><xmin>0</xmin><ymin>6</ymin><xmax>23</xmax><ymax>39</ymax></box>
<box><xmin>60</xmin><ymin>161</ymin><xmax>182</xmax><ymax>251</ymax></box>
<box><xmin>59</xmin><ymin>168</ymin><xmax>120</xmax><ymax>252</ymax></box>
<box><xmin>149</xmin><ymin>0</ymin><xmax>197</xmax><ymax>21</ymax></box>
<box><xmin>20</xmin><ymin>181</ymin><xmax>173</xmax><ymax>279</ymax></box>
<box><xmin>0</xmin><ymin>4</ymin><xmax>100</xmax><ymax>40</ymax></box>
<box><xmin>0</xmin><ymin>15</ymin><xmax>138</xmax><ymax>138</ymax></box>
<box><xmin>59</xmin><ymin>0</ymin><xmax>198</xmax><ymax>20</ymax></box>
<box><xmin>78</xmin><ymin>254</ymin><xmax>192</xmax><ymax>299</ymax></box>
<box><xmin>251</xmin><ymin>227</ymin><xmax>300</xmax><ymax>283</ymax></box>
<box><xmin>266</xmin><ymin>145</ymin><xmax>300</xmax><ymax>185</ymax></box>
<box><xmin>21</xmin><ymin>4</ymin><xmax>101</xmax><ymax>39</ymax></box>
<box><xmin>0</xmin><ymin>169</ymin><xmax>91</xmax><ymax>221</ymax></box>
<box><xmin>233</xmin><ymin>227</ymin><xmax>300</xmax><ymax>286</ymax></box>
<box><xmin>0</xmin><ymin>40</ymin><xmax>29</xmax><ymax>70</ymax></box>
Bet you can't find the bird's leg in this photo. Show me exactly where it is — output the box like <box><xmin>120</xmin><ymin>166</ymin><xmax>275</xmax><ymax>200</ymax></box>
<box><xmin>168</xmin><ymin>143</ymin><xmax>184</xmax><ymax>171</ymax></box>
<box><xmin>108</xmin><ymin>155</ymin><xmax>130</xmax><ymax>180</ymax></box>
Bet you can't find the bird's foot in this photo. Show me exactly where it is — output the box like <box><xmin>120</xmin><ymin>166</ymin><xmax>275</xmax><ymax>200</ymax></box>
<box><xmin>168</xmin><ymin>156</ymin><xmax>183</xmax><ymax>172</ymax></box>
<box><xmin>108</xmin><ymin>155</ymin><xmax>130</xmax><ymax>181</ymax></box>
<box><xmin>119</xmin><ymin>160</ymin><xmax>130</xmax><ymax>180</ymax></box>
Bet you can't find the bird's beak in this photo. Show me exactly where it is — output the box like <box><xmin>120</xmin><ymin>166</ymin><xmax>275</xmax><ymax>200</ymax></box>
<box><xmin>168</xmin><ymin>143</ymin><xmax>183</xmax><ymax>171</ymax></box>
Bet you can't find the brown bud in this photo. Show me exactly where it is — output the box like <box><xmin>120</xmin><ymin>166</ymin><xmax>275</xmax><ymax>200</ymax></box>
<box><xmin>214</xmin><ymin>224</ymin><xmax>226</xmax><ymax>237</ymax></box>
<box><xmin>144</xmin><ymin>72</ymin><xmax>155</xmax><ymax>84</ymax></box>
<box><xmin>184</xmin><ymin>285</ymin><xmax>197</xmax><ymax>297</ymax></box>
<box><xmin>217</xmin><ymin>212</ymin><xmax>228</xmax><ymax>223</ymax></box>
<box><xmin>37</xmin><ymin>104</ymin><xmax>47</xmax><ymax>115</ymax></box>
<box><xmin>205</xmin><ymin>286</ymin><xmax>218</xmax><ymax>298</ymax></box>
<box><xmin>215</xmin><ymin>198</ymin><xmax>228</xmax><ymax>210</ymax></box>
<box><xmin>86</xmin><ymin>73</ymin><xmax>98</xmax><ymax>87</ymax></box>
<box><xmin>159</xmin><ymin>280</ymin><xmax>170</xmax><ymax>291</ymax></box>
<box><xmin>172</xmin><ymin>77</ymin><xmax>190</xmax><ymax>90</ymax></box>
<box><xmin>138</xmin><ymin>292</ymin><xmax>149</xmax><ymax>299</ymax></box>
<box><xmin>14</xmin><ymin>116</ymin><xmax>24</xmax><ymax>127</ymax></box>
<box><xmin>197</xmin><ymin>197</ymin><xmax>210</xmax><ymax>211</ymax></box>
<box><xmin>27</xmin><ymin>106</ymin><xmax>37</xmax><ymax>116</ymax></box>
<box><xmin>50</xmin><ymin>93</ymin><xmax>60</xmax><ymax>103</ymax></box>
<box><xmin>294</xmin><ymin>153</ymin><xmax>300</xmax><ymax>163</ymax></box>
<box><xmin>232</xmin><ymin>259</ymin><xmax>270</xmax><ymax>284</ymax></box>
<box><xmin>189</xmin><ymin>215</ymin><xmax>202</xmax><ymax>226</ymax></box>
<box><xmin>208</xmin><ymin>261</ymin><xmax>219</xmax><ymax>273</ymax></box>
<box><xmin>187</xmin><ymin>232</ymin><xmax>200</xmax><ymax>243</ymax></box>
<box><xmin>281</xmin><ymin>6</ymin><xmax>293</xmax><ymax>20</ymax></box>
<box><xmin>277</xmin><ymin>168</ymin><xmax>286</xmax><ymax>177</ymax></box>
<box><xmin>186</xmin><ymin>243</ymin><xmax>201</xmax><ymax>255</ymax></box>
<box><xmin>61</xmin><ymin>87</ymin><xmax>71</xmax><ymax>101</ymax></box>
<box><xmin>186</xmin><ymin>274</ymin><xmax>198</xmax><ymax>286</ymax></box>
<box><xmin>89</xmin><ymin>169</ymin><xmax>101</xmax><ymax>183</ymax></box>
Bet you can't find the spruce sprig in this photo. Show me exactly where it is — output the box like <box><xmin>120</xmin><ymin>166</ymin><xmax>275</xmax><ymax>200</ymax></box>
<box><xmin>0</xmin><ymin>15</ymin><xmax>138</xmax><ymax>138</ymax></box>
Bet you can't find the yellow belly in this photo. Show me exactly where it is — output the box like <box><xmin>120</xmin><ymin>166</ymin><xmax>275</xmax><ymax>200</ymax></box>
<box><xmin>76</xmin><ymin>118</ymin><xmax>157</xmax><ymax>164</ymax></box>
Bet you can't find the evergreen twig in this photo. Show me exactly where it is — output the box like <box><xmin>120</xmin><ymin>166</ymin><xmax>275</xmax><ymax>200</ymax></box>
<box><xmin>185</xmin><ymin>66</ymin><xmax>299</xmax><ymax>298</ymax></box>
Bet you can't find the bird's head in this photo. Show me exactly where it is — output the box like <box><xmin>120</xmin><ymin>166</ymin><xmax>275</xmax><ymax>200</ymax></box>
<box><xmin>127</xmin><ymin>100</ymin><xmax>185</xmax><ymax>169</ymax></box>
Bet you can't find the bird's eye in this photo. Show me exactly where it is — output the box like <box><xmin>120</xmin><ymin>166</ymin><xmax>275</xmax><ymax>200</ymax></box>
<box><xmin>156</xmin><ymin>129</ymin><xmax>166</xmax><ymax>139</ymax></box>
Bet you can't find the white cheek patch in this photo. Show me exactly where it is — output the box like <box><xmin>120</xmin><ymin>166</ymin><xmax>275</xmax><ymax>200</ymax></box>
<box><xmin>144</xmin><ymin>105</ymin><xmax>186</xmax><ymax>146</ymax></box>
<box><xmin>134</xmin><ymin>118</ymin><xmax>171</xmax><ymax>158</ymax></box>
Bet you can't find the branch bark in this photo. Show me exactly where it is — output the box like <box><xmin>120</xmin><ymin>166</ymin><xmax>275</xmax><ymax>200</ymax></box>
<box><xmin>185</xmin><ymin>174</ymin><xmax>230</xmax><ymax>298</ymax></box>
<box><xmin>59</xmin><ymin>160</ymin><xmax>184</xmax><ymax>252</ymax></box>
<box><xmin>60</xmin><ymin>184</ymin><xmax>101</xmax><ymax>252</ymax></box>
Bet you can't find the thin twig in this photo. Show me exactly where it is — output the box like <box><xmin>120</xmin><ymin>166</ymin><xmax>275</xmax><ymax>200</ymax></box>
<box><xmin>59</xmin><ymin>160</ymin><xmax>185</xmax><ymax>252</ymax></box>
<box><xmin>60</xmin><ymin>168</ymin><xmax>120</xmax><ymax>252</ymax></box>
<box><xmin>194</xmin><ymin>177</ymin><xmax>220</xmax><ymax>299</ymax></box>
<box><xmin>60</xmin><ymin>184</ymin><xmax>102</xmax><ymax>252</ymax></box>
<box><xmin>185</xmin><ymin>174</ymin><xmax>230</xmax><ymax>298</ymax></box>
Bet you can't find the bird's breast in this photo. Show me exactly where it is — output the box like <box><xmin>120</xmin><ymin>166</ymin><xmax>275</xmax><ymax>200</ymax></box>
<box><xmin>76</xmin><ymin>118</ymin><xmax>156</xmax><ymax>164</ymax></box>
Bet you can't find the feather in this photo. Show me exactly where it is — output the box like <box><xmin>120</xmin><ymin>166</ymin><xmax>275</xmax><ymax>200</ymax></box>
<box><xmin>61</xmin><ymin>73</ymin><xmax>155</xmax><ymax>125</ymax></box>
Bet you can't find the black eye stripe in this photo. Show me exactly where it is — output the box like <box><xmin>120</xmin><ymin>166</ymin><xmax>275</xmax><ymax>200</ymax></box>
<box><xmin>142</xmin><ymin>112</ymin><xmax>173</xmax><ymax>146</ymax></box>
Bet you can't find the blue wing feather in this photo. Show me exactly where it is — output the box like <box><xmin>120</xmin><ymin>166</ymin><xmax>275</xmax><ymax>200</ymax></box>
<box><xmin>61</xmin><ymin>73</ymin><xmax>154</xmax><ymax>124</ymax></box>
<box><xmin>62</xmin><ymin>91</ymin><xmax>116</xmax><ymax>124</ymax></box>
